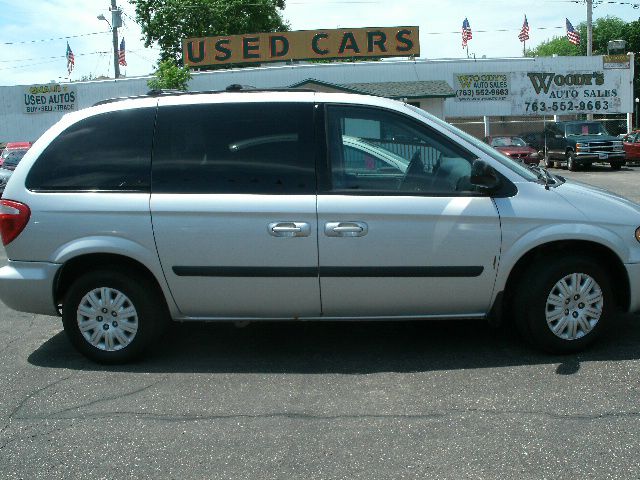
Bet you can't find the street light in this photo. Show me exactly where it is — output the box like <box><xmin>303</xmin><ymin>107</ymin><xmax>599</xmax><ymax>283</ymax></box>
<box><xmin>97</xmin><ymin>13</ymin><xmax>111</xmax><ymax>28</ymax></box>
<box><xmin>97</xmin><ymin>9</ymin><xmax>120</xmax><ymax>78</ymax></box>
<box><xmin>636</xmin><ymin>98</ymin><xmax>639</xmax><ymax>130</ymax></box>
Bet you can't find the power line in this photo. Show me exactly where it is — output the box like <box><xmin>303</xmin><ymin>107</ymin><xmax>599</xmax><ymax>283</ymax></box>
<box><xmin>0</xmin><ymin>31</ymin><xmax>110</xmax><ymax>46</ymax></box>
<box><xmin>0</xmin><ymin>51</ymin><xmax>110</xmax><ymax>66</ymax></box>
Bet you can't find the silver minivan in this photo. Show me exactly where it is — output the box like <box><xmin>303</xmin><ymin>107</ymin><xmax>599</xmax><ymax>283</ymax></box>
<box><xmin>1</xmin><ymin>89</ymin><xmax>640</xmax><ymax>363</ymax></box>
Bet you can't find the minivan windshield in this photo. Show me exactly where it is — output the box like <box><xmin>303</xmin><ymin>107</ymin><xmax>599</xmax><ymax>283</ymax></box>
<box><xmin>405</xmin><ymin>104</ymin><xmax>540</xmax><ymax>182</ymax></box>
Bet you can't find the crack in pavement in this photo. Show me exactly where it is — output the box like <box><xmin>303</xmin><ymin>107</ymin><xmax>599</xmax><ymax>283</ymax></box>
<box><xmin>0</xmin><ymin>375</ymin><xmax>72</xmax><ymax>449</ymax></box>
<box><xmin>7</xmin><ymin>406</ymin><xmax>640</xmax><ymax>424</ymax></box>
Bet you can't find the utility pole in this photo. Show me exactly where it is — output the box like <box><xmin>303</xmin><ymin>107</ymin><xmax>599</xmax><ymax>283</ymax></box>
<box><xmin>586</xmin><ymin>0</ymin><xmax>593</xmax><ymax>120</ymax></box>
<box><xmin>111</xmin><ymin>0</ymin><xmax>121</xmax><ymax>78</ymax></box>
<box><xmin>586</xmin><ymin>0</ymin><xmax>593</xmax><ymax>56</ymax></box>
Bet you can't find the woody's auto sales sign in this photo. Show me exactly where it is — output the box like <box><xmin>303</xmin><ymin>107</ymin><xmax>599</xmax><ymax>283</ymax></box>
<box><xmin>513</xmin><ymin>70</ymin><xmax>622</xmax><ymax>115</ymax></box>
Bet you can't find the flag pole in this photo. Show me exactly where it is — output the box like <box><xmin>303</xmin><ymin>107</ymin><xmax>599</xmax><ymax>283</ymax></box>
<box><xmin>523</xmin><ymin>38</ymin><xmax>526</xmax><ymax>57</ymax></box>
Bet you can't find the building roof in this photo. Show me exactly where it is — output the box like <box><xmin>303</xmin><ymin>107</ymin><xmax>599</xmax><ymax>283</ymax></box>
<box><xmin>289</xmin><ymin>78</ymin><xmax>456</xmax><ymax>99</ymax></box>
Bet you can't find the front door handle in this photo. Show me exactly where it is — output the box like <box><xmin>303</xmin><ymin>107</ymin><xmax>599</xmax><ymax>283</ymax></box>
<box><xmin>268</xmin><ymin>222</ymin><xmax>311</xmax><ymax>238</ymax></box>
<box><xmin>325</xmin><ymin>222</ymin><xmax>368</xmax><ymax>237</ymax></box>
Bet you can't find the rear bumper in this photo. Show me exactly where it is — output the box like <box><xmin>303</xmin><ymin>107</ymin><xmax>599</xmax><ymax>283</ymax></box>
<box><xmin>0</xmin><ymin>261</ymin><xmax>60</xmax><ymax>316</ymax></box>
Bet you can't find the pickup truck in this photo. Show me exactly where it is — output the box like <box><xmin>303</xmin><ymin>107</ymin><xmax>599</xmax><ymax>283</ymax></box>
<box><xmin>542</xmin><ymin>121</ymin><xmax>625</xmax><ymax>171</ymax></box>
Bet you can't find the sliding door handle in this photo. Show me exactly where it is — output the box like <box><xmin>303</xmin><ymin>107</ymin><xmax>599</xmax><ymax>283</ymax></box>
<box><xmin>268</xmin><ymin>222</ymin><xmax>311</xmax><ymax>237</ymax></box>
<box><xmin>325</xmin><ymin>222</ymin><xmax>368</xmax><ymax>237</ymax></box>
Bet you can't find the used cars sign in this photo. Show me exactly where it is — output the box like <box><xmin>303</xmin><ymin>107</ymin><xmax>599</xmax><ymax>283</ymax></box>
<box><xmin>183</xmin><ymin>26</ymin><xmax>420</xmax><ymax>67</ymax></box>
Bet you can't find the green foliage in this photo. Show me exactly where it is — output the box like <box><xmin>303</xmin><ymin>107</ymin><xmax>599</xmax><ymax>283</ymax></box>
<box><xmin>130</xmin><ymin>0</ymin><xmax>289</xmax><ymax>65</ymax></box>
<box><xmin>147</xmin><ymin>60</ymin><xmax>192</xmax><ymax>90</ymax></box>
<box><xmin>526</xmin><ymin>36</ymin><xmax>581</xmax><ymax>57</ymax></box>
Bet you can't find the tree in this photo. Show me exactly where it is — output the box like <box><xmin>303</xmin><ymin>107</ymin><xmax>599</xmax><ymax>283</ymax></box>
<box><xmin>526</xmin><ymin>36</ymin><xmax>582</xmax><ymax>57</ymax></box>
<box><xmin>130</xmin><ymin>0</ymin><xmax>288</xmax><ymax>65</ymax></box>
<box><xmin>147</xmin><ymin>59</ymin><xmax>192</xmax><ymax>90</ymax></box>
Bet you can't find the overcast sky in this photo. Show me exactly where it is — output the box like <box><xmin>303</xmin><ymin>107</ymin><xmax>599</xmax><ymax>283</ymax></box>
<box><xmin>0</xmin><ymin>0</ymin><xmax>635</xmax><ymax>86</ymax></box>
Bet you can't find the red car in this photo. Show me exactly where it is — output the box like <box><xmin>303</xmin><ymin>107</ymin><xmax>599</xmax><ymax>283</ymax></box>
<box><xmin>483</xmin><ymin>135</ymin><xmax>540</xmax><ymax>166</ymax></box>
<box><xmin>622</xmin><ymin>131</ymin><xmax>640</xmax><ymax>162</ymax></box>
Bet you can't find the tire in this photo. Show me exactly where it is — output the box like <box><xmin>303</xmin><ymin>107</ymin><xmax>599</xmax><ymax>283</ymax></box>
<box><xmin>567</xmin><ymin>153</ymin><xmax>578</xmax><ymax>171</ymax></box>
<box><xmin>544</xmin><ymin>154</ymin><xmax>553</xmax><ymax>168</ymax></box>
<box><xmin>513</xmin><ymin>255</ymin><xmax>614</xmax><ymax>354</ymax></box>
<box><xmin>62</xmin><ymin>269</ymin><xmax>169</xmax><ymax>363</ymax></box>
<box><xmin>611</xmin><ymin>162</ymin><xmax>623</xmax><ymax>170</ymax></box>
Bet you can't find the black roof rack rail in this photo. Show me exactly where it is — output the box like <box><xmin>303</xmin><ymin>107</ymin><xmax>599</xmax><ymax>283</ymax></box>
<box><xmin>92</xmin><ymin>85</ymin><xmax>318</xmax><ymax>107</ymax></box>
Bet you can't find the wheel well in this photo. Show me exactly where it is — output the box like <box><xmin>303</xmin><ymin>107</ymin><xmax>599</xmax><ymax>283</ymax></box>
<box><xmin>54</xmin><ymin>253</ymin><xmax>166</xmax><ymax>310</ymax></box>
<box><xmin>503</xmin><ymin>240</ymin><xmax>630</xmax><ymax>314</ymax></box>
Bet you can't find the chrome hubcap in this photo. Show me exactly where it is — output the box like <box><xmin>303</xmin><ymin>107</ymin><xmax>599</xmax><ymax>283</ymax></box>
<box><xmin>545</xmin><ymin>273</ymin><xmax>603</xmax><ymax>340</ymax></box>
<box><xmin>76</xmin><ymin>287</ymin><xmax>139</xmax><ymax>351</ymax></box>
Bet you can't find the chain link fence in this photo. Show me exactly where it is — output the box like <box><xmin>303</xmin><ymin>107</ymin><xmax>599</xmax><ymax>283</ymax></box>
<box><xmin>448</xmin><ymin>113</ymin><xmax>628</xmax><ymax>152</ymax></box>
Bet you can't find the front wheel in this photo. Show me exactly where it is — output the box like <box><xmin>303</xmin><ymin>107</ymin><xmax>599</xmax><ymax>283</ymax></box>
<box><xmin>567</xmin><ymin>153</ymin><xmax>578</xmax><ymax>171</ymax></box>
<box><xmin>62</xmin><ymin>270</ymin><xmax>168</xmax><ymax>363</ymax></box>
<box><xmin>513</xmin><ymin>255</ymin><xmax>614</xmax><ymax>353</ymax></box>
<box><xmin>611</xmin><ymin>162</ymin><xmax>623</xmax><ymax>170</ymax></box>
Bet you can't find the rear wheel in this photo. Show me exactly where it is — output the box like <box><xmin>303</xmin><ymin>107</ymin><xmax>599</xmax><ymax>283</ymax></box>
<box><xmin>544</xmin><ymin>155</ymin><xmax>554</xmax><ymax>168</ymax></box>
<box><xmin>513</xmin><ymin>255</ymin><xmax>614</xmax><ymax>353</ymax></box>
<box><xmin>62</xmin><ymin>270</ymin><xmax>168</xmax><ymax>363</ymax></box>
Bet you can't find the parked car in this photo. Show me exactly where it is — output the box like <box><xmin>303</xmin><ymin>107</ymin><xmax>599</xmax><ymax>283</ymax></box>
<box><xmin>0</xmin><ymin>148</ymin><xmax>29</xmax><ymax>196</ymax></box>
<box><xmin>2</xmin><ymin>88</ymin><xmax>640</xmax><ymax>363</ymax></box>
<box><xmin>622</xmin><ymin>131</ymin><xmax>640</xmax><ymax>162</ymax></box>
<box><xmin>0</xmin><ymin>142</ymin><xmax>31</xmax><ymax>169</ymax></box>
<box><xmin>542</xmin><ymin>121</ymin><xmax>625</xmax><ymax>170</ymax></box>
<box><xmin>483</xmin><ymin>135</ymin><xmax>540</xmax><ymax>165</ymax></box>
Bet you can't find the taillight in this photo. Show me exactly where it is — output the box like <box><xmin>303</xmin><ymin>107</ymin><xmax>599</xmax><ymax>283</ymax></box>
<box><xmin>0</xmin><ymin>199</ymin><xmax>30</xmax><ymax>246</ymax></box>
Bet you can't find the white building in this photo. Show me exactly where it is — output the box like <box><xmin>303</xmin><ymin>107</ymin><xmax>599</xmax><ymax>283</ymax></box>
<box><xmin>2</xmin><ymin>55</ymin><xmax>634</xmax><ymax>142</ymax></box>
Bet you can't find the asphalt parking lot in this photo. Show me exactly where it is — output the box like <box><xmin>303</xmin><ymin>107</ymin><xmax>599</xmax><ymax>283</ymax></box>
<box><xmin>1</xmin><ymin>165</ymin><xmax>640</xmax><ymax>479</ymax></box>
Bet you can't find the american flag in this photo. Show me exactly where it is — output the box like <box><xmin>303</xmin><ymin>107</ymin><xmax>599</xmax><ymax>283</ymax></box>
<box><xmin>118</xmin><ymin>37</ymin><xmax>127</xmax><ymax>66</ymax></box>
<box><xmin>462</xmin><ymin>17</ymin><xmax>472</xmax><ymax>47</ymax></box>
<box><xmin>566</xmin><ymin>18</ymin><xmax>581</xmax><ymax>45</ymax></box>
<box><xmin>518</xmin><ymin>15</ymin><xmax>530</xmax><ymax>42</ymax></box>
<box><xmin>66</xmin><ymin>42</ymin><xmax>75</xmax><ymax>75</ymax></box>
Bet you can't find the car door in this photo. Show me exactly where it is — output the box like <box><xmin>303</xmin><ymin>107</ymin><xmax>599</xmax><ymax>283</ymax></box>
<box><xmin>545</xmin><ymin>124</ymin><xmax>562</xmax><ymax>159</ymax></box>
<box><xmin>316</xmin><ymin>104</ymin><xmax>502</xmax><ymax>318</ymax></box>
<box><xmin>150</xmin><ymin>99</ymin><xmax>320</xmax><ymax>318</ymax></box>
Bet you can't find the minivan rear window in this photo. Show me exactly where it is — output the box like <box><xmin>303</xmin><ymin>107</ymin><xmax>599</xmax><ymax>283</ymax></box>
<box><xmin>26</xmin><ymin>108</ymin><xmax>155</xmax><ymax>192</ymax></box>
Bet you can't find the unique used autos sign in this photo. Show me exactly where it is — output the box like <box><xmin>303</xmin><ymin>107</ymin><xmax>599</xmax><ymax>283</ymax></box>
<box><xmin>24</xmin><ymin>84</ymin><xmax>77</xmax><ymax>114</ymax></box>
<box><xmin>183</xmin><ymin>26</ymin><xmax>420</xmax><ymax>67</ymax></box>
<box><xmin>512</xmin><ymin>70</ymin><xmax>623</xmax><ymax>115</ymax></box>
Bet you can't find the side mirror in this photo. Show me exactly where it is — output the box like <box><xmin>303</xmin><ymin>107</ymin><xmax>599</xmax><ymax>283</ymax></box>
<box><xmin>470</xmin><ymin>159</ymin><xmax>501</xmax><ymax>192</ymax></box>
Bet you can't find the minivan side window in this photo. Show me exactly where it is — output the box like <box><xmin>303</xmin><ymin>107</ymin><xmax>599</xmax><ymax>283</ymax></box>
<box><xmin>152</xmin><ymin>102</ymin><xmax>315</xmax><ymax>194</ymax></box>
<box><xmin>26</xmin><ymin>108</ymin><xmax>155</xmax><ymax>192</ymax></box>
<box><xmin>326</xmin><ymin>105</ymin><xmax>476</xmax><ymax>194</ymax></box>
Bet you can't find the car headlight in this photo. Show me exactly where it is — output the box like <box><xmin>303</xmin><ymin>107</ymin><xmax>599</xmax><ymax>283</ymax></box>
<box><xmin>635</xmin><ymin>227</ymin><xmax>640</xmax><ymax>243</ymax></box>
